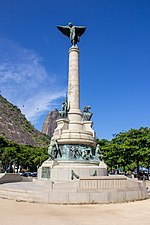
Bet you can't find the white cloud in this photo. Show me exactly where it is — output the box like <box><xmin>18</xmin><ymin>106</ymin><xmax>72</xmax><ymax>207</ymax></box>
<box><xmin>0</xmin><ymin>38</ymin><xmax>65</xmax><ymax>126</ymax></box>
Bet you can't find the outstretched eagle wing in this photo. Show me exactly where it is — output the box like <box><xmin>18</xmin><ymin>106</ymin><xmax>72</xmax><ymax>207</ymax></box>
<box><xmin>57</xmin><ymin>26</ymin><xmax>70</xmax><ymax>38</ymax></box>
<box><xmin>75</xmin><ymin>26</ymin><xmax>86</xmax><ymax>37</ymax></box>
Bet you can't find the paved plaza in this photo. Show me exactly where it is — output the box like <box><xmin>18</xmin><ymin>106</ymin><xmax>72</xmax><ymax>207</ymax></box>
<box><xmin>0</xmin><ymin>197</ymin><xmax>150</xmax><ymax>225</ymax></box>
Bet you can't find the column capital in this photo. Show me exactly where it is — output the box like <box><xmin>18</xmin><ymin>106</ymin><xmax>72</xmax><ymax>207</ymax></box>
<box><xmin>69</xmin><ymin>46</ymin><xmax>79</xmax><ymax>54</ymax></box>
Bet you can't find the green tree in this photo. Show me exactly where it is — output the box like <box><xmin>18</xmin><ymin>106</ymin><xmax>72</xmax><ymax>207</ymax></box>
<box><xmin>97</xmin><ymin>127</ymin><xmax>150</xmax><ymax>178</ymax></box>
<box><xmin>0</xmin><ymin>136</ymin><xmax>49</xmax><ymax>172</ymax></box>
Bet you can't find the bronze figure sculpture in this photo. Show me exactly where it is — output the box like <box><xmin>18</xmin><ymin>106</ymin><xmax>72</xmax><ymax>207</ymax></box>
<box><xmin>57</xmin><ymin>22</ymin><xmax>86</xmax><ymax>46</ymax></box>
<box><xmin>82</xmin><ymin>106</ymin><xmax>93</xmax><ymax>121</ymax></box>
<box><xmin>59</xmin><ymin>94</ymin><xmax>69</xmax><ymax>118</ymax></box>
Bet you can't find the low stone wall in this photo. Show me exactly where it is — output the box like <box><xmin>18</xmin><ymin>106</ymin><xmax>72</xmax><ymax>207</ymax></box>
<box><xmin>76</xmin><ymin>176</ymin><xmax>148</xmax><ymax>203</ymax></box>
<box><xmin>0</xmin><ymin>176</ymin><xmax>148</xmax><ymax>204</ymax></box>
<box><xmin>79</xmin><ymin>176</ymin><xmax>127</xmax><ymax>189</ymax></box>
<box><xmin>0</xmin><ymin>173</ymin><xmax>23</xmax><ymax>184</ymax></box>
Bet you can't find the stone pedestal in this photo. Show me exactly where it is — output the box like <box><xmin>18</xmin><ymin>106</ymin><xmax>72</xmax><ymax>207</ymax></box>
<box><xmin>38</xmin><ymin>160</ymin><xmax>107</xmax><ymax>182</ymax></box>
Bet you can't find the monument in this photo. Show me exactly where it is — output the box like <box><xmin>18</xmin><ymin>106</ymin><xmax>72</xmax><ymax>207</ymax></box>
<box><xmin>0</xmin><ymin>23</ymin><xmax>148</xmax><ymax>204</ymax></box>
<box><xmin>38</xmin><ymin>22</ymin><xmax>107</xmax><ymax>181</ymax></box>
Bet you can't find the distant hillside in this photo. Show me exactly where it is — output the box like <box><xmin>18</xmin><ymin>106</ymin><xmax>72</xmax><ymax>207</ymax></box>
<box><xmin>42</xmin><ymin>109</ymin><xmax>59</xmax><ymax>137</ymax></box>
<box><xmin>0</xmin><ymin>95</ymin><xmax>50</xmax><ymax>147</ymax></box>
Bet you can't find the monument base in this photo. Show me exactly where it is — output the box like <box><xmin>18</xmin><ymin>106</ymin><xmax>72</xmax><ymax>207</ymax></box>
<box><xmin>38</xmin><ymin>160</ymin><xmax>107</xmax><ymax>182</ymax></box>
<box><xmin>0</xmin><ymin>175</ymin><xmax>148</xmax><ymax>204</ymax></box>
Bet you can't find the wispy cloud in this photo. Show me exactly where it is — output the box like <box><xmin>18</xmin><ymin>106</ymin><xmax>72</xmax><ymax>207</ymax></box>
<box><xmin>0</xmin><ymin>38</ymin><xmax>65</xmax><ymax>126</ymax></box>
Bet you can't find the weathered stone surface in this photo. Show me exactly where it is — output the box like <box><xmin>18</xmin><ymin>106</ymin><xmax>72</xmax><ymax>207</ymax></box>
<box><xmin>53</xmin><ymin>46</ymin><xmax>96</xmax><ymax>147</ymax></box>
<box><xmin>42</xmin><ymin>109</ymin><xmax>60</xmax><ymax>137</ymax></box>
<box><xmin>0</xmin><ymin>95</ymin><xmax>49</xmax><ymax>147</ymax></box>
<box><xmin>0</xmin><ymin>177</ymin><xmax>148</xmax><ymax>203</ymax></box>
<box><xmin>38</xmin><ymin>160</ymin><xmax>107</xmax><ymax>182</ymax></box>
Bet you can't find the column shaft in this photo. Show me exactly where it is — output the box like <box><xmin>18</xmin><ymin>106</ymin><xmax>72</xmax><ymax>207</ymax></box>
<box><xmin>68</xmin><ymin>46</ymin><xmax>80</xmax><ymax>109</ymax></box>
<box><xmin>68</xmin><ymin>46</ymin><xmax>82</xmax><ymax>124</ymax></box>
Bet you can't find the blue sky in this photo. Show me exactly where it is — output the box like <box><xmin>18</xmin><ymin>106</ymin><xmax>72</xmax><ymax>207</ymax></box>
<box><xmin>0</xmin><ymin>0</ymin><xmax>150</xmax><ymax>140</ymax></box>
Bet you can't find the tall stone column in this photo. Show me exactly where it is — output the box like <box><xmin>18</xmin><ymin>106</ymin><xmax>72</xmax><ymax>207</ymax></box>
<box><xmin>37</xmin><ymin>23</ymin><xmax>101</xmax><ymax>183</ymax></box>
<box><xmin>68</xmin><ymin>46</ymin><xmax>82</xmax><ymax>126</ymax></box>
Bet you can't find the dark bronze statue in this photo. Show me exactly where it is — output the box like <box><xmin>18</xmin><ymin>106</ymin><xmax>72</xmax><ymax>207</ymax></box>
<box><xmin>57</xmin><ymin>22</ymin><xmax>86</xmax><ymax>46</ymax></box>
<box><xmin>48</xmin><ymin>138</ymin><xmax>62</xmax><ymax>160</ymax></box>
<box><xmin>82</xmin><ymin>106</ymin><xmax>93</xmax><ymax>121</ymax></box>
<box><xmin>59</xmin><ymin>95</ymin><xmax>69</xmax><ymax>118</ymax></box>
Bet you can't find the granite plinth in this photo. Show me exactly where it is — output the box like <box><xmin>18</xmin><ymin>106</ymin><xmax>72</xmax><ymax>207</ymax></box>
<box><xmin>38</xmin><ymin>160</ymin><xmax>107</xmax><ymax>182</ymax></box>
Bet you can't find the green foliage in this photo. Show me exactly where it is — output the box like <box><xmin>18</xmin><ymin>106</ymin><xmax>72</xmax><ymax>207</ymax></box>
<box><xmin>0</xmin><ymin>136</ymin><xmax>49</xmax><ymax>171</ymax></box>
<box><xmin>97</xmin><ymin>127</ymin><xmax>150</xmax><ymax>177</ymax></box>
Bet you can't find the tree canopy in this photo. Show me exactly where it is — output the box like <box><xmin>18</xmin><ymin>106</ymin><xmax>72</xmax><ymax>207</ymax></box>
<box><xmin>97</xmin><ymin>127</ymin><xmax>150</xmax><ymax>178</ymax></box>
<box><xmin>0</xmin><ymin>136</ymin><xmax>48</xmax><ymax>172</ymax></box>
